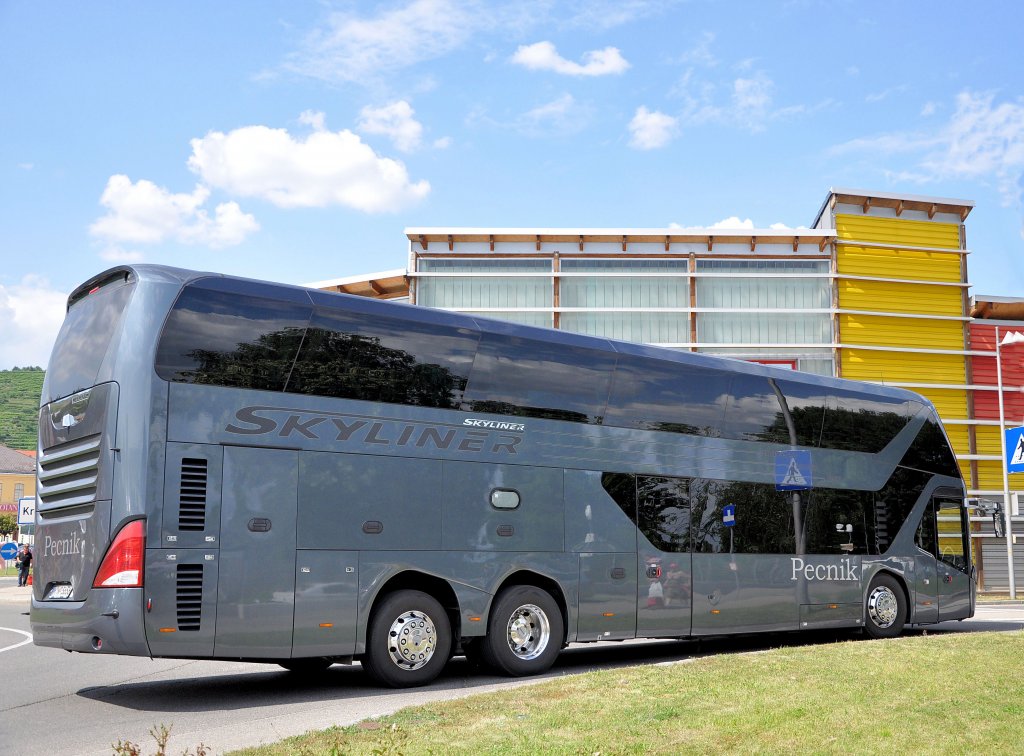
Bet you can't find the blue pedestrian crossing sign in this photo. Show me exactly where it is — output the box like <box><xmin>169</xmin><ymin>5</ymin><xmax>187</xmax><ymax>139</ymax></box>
<box><xmin>1007</xmin><ymin>426</ymin><xmax>1024</xmax><ymax>474</ymax></box>
<box><xmin>775</xmin><ymin>450</ymin><xmax>812</xmax><ymax>491</ymax></box>
<box><xmin>722</xmin><ymin>504</ymin><xmax>736</xmax><ymax>528</ymax></box>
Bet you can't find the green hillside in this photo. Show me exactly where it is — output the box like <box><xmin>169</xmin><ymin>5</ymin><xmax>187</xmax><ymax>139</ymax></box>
<box><xmin>0</xmin><ymin>368</ymin><xmax>44</xmax><ymax>450</ymax></box>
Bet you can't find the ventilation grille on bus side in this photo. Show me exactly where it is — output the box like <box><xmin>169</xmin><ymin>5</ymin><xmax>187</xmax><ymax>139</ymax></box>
<box><xmin>176</xmin><ymin>564</ymin><xmax>203</xmax><ymax>631</ymax></box>
<box><xmin>178</xmin><ymin>458</ymin><xmax>208</xmax><ymax>531</ymax></box>
<box><xmin>36</xmin><ymin>433</ymin><xmax>101</xmax><ymax>509</ymax></box>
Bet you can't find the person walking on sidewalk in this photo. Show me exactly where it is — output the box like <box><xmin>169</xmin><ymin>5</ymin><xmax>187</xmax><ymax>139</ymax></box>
<box><xmin>16</xmin><ymin>544</ymin><xmax>32</xmax><ymax>587</ymax></box>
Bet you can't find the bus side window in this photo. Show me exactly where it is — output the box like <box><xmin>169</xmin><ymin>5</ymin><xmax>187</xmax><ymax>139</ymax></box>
<box><xmin>156</xmin><ymin>284</ymin><xmax>311</xmax><ymax>392</ymax></box>
<box><xmin>461</xmin><ymin>332</ymin><xmax>615</xmax><ymax>424</ymax></box>
<box><xmin>604</xmin><ymin>359</ymin><xmax>730</xmax><ymax>437</ymax></box>
<box><xmin>287</xmin><ymin>307</ymin><xmax>478</xmax><ymax>409</ymax></box>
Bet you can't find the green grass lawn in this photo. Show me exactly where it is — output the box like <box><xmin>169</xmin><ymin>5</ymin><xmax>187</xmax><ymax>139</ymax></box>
<box><xmin>230</xmin><ymin>631</ymin><xmax>1024</xmax><ymax>755</ymax></box>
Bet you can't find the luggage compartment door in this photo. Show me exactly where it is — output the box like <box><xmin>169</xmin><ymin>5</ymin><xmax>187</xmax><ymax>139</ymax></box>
<box><xmin>214</xmin><ymin>446</ymin><xmax>298</xmax><ymax>658</ymax></box>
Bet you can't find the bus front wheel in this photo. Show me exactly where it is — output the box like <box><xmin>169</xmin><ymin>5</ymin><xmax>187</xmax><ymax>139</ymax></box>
<box><xmin>362</xmin><ymin>590</ymin><xmax>452</xmax><ymax>688</ymax></box>
<box><xmin>481</xmin><ymin>586</ymin><xmax>563</xmax><ymax>677</ymax></box>
<box><xmin>864</xmin><ymin>573</ymin><xmax>906</xmax><ymax>639</ymax></box>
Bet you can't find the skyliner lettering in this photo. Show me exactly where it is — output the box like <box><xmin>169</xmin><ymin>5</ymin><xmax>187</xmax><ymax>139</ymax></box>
<box><xmin>226</xmin><ymin>406</ymin><xmax>522</xmax><ymax>455</ymax></box>
<box><xmin>790</xmin><ymin>557</ymin><xmax>860</xmax><ymax>582</ymax></box>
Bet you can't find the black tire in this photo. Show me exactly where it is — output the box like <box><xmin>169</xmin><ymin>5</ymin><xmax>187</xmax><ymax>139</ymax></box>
<box><xmin>864</xmin><ymin>573</ymin><xmax>907</xmax><ymax>639</ymax></box>
<box><xmin>362</xmin><ymin>590</ymin><xmax>452</xmax><ymax>688</ymax></box>
<box><xmin>481</xmin><ymin>585</ymin><xmax>563</xmax><ymax>677</ymax></box>
<box><xmin>279</xmin><ymin>658</ymin><xmax>333</xmax><ymax>673</ymax></box>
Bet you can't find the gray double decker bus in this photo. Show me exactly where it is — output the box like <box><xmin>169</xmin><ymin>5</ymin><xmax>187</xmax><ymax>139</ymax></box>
<box><xmin>32</xmin><ymin>265</ymin><xmax>975</xmax><ymax>687</ymax></box>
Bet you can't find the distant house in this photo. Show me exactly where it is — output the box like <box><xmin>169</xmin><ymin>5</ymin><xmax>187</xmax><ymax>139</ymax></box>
<box><xmin>0</xmin><ymin>444</ymin><xmax>35</xmax><ymax>521</ymax></box>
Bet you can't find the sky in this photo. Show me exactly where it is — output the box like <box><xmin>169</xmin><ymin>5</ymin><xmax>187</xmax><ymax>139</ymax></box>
<box><xmin>2</xmin><ymin>0</ymin><xmax>1024</xmax><ymax>370</ymax></box>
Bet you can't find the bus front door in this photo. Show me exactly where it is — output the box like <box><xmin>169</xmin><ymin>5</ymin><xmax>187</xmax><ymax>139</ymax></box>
<box><xmin>635</xmin><ymin>476</ymin><xmax>692</xmax><ymax>639</ymax></box>
<box><xmin>935</xmin><ymin>497</ymin><xmax>973</xmax><ymax>621</ymax></box>
<box><xmin>214</xmin><ymin>446</ymin><xmax>298</xmax><ymax>658</ymax></box>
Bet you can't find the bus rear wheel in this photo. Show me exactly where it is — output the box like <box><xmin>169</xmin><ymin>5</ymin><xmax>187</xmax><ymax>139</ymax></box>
<box><xmin>362</xmin><ymin>590</ymin><xmax>452</xmax><ymax>688</ymax></box>
<box><xmin>864</xmin><ymin>573</ymin><xmax>906</xmax><ymax>639</ymax></box>
<box><xmin>481</xmin><ymin>586</ymin><xmax>563</xmax><ymax>677</ymax></box>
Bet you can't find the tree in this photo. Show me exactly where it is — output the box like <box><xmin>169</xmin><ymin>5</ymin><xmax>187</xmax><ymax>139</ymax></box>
<box><xmin>0</xmin><ymin>514</ymin><xmax>17</xmax><ymax>539</ymax></box>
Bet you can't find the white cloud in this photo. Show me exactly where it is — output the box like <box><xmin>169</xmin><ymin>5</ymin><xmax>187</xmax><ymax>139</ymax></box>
<box><xmin>566</xmin><ymin>0</ymin><xmax>677</xmax><ymax>31</ymax></box>
<box><xmin>709</xmin><ymin>216</ymin><xmax>755</xmax><ymax>230</ymax></box>
<box><xmin>299</xmin><ymin>110</ymin><xmax>327</xmax><ymax>131</ymax></box>
<box><xmin>866</xmin><ymin>85</ymin><xmax>908</xmax><ymax>103</ymax></box>
<box><xmin>516</xmin><ymin>94</ymin><xmax>589</xmax><ymax>137</ymax></box>
<box><xmin>188</xmin><ymin>122</ymin><xmax>430</xmax><ymax>212</ymax></box>
<box><xmin>679</xmin><ymin>31</ymin><xmax>717</xmax><ymax>67</ymax></box>
<box><xmin>628</xmin><ymin>106</ymin><xmax>678</xmax><ymax>149</ymax></box>
<box><xmin>731</xmin><ymin>72</ymin><xmax>773</xmax><ymax>131</ymax></box>
<box><xmin>99</xmin><ymin>246</ymin><xmax>145</xmax><ymax>263</ymax></box>
<box><xmin>830</xmin><ymin>91</ymin><xmax>1024</xmax><ymax>219</ymax></box>
<box><xmin>433</xmin><ymin>136</ymin><xmax>453</xmax><ymax>149</ymax></box>
<box><xmin>0</xmin><ymin>276</ymin><xmax>67</xmax><ymax>369</ymax></box>
<box><xmin>921</xmin><ymin>101</ymin><xmax>938</xmax><ymax>117</ymax></box>
<box><xmin>284</xmin><ymin>0</ymin><xmax>478</xmax><ymax>85</ymax></box>
<box><xmin>511</xmin><ymin>41</ymin><xmax>630</xmax><ymax>76</ymax></box>
<box><xmin>357</xmin><ymin>100</ymin><xmax>424</xmax><ymax>152</ymax></box>
<box><xmin>89</xmin><ymin>175</ymin><xmax>259</xmax><ymax>250</ymax></box>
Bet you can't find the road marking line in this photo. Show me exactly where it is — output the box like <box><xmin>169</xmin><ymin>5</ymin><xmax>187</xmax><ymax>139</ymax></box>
<box><xmin>0</xmin><ymin>627</ymin><xmax>33</xmax><ymax>653</ymax></box>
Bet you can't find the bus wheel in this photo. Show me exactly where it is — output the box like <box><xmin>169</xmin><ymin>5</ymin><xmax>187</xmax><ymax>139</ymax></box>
<box><xmin>362</xmin><ymin>590</ymin><xmax>452</xmax><ymax>688</ymax></box>
<box><xmin>482</xmin><ymin>586</ymin><xmax>563</xmax><ymax>677</ymax></box>
<box><xmin>864</xmin><ymin>574</ymin><xmax>906</xmax><ymax>639</ymax></box>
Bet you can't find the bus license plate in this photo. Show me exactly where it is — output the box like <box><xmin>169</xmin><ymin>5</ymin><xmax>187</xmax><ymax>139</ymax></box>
<box><xmin>46</xmin><ymin>584</ymin><xmax>73</xmax><ymax>600</ymax></box>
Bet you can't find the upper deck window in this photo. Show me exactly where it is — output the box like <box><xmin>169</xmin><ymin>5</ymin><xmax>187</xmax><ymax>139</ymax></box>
<box><xmin>155</xmin><ymin>279</ymin><xmax>312</xmax><ymax>392</ymax></box>
<box><xmin>604</xmin><ymin>357</ymin><xmax>730</xmax><ymax>436</ymax></box>
<box><xmin>287</xmin><ymin>307</ymin><xmax>478</xmax><ymax>408</ymax></box>
<box><xmin>461</xmin><ymin>332</ymin><xmax>615</xmax><ymax>424</ymax></box>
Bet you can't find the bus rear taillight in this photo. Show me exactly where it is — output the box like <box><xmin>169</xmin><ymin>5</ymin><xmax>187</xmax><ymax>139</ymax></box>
<box><xmin>93</xmin><ymin>520</ymin><xmax>146</xmax><ymax>588</ymax></box>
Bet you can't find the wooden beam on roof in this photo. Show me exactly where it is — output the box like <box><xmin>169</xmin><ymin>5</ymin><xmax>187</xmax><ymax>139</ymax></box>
<box><xmin>707</xmin><ymin>235</ymin><xmax>714</xmax><ymax>252</ymax></box>
<box><xmin>418</xmin><ymin>235</ymin><xmax>427</xmax><ymax>250</ymax></box>
<box><xmin>960</xmin><ymin>207</ymin><xmax>969</xmax><ymax>222</ymax></box>
<box><xmin>578</xmin><ymin>235</ymin><xmax>584</xmax><ymax>251</ymax></box>
<box><xmin>368</xmin><ymin>280</ymin><xmax>386</xmax><ymax>296</ymax></box>
<box><xmin>665</xmin><ymin>235</ymin><xmax>671</xmax><ymax>252</ymax></box>
<box><xmin>928</xmin><ymin>204</ymin><xmax>937</xmax><ymax>219</ymax></box>
<box><xmin>793</xmin><ymin>236</ymin><xmax>800</xmax><ymax>253</ymax></box>
<box><xmin>489</xmin><ymin>234</ymin><xmax>494</xmax><ymax>251</ymax></box>
<box><xmin>819</xmin><ymin>237</ymin><xmax>828</xmax><ymax>253</ymax></box>
<box><xmin>896</xmin><ymin>200</ymin><xmax>905</xmax><ymax>217</ymax></box>
<box><xmin>862</xmin><ymin>197</ymin><xmax>872</xmax><ymax>214</ymax></box>
<box><xmin>447</xmin><ymin>234</ymin><xmax>453</xmax><ymax>251</ymax></box>
<box><xmin>750</xmin><ymin>236</ymin><xmax>757</xmax><ymax>252</ymax></box>
<box><xmin>535</xmin><ymin>235</ymin><xmax>541</xmax><ymax>251</ymax></box>
<box><xmin>622</xmin><ymin>235</ymin><xmax>628</xmax><ymax>252</ymax></box>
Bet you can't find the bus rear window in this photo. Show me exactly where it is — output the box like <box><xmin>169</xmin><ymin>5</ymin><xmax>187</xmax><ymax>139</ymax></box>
<box><xmin>46</xmin><ymin>273</ymin><xmax>134</xmax><ymax>401</ymax></box>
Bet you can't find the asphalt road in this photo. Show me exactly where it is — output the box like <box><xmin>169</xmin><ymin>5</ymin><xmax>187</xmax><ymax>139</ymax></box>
<box><xmin>2</xmin><ymin>589</ymin><xmax>1022</xmax><ymax>756</ymax></box>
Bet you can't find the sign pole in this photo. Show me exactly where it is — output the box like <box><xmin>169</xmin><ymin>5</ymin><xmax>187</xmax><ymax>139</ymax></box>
<box><xmin>995</xmin><ymin>326</ymin><xmax>1016</xmax><ymax>599</ymax></box>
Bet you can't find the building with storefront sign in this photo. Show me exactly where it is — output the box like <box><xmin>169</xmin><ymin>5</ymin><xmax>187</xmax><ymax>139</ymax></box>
<box><xmin>310</xmin><ymin>187</ymin><xmax>1024</xmax><ymax>591</ymax></box>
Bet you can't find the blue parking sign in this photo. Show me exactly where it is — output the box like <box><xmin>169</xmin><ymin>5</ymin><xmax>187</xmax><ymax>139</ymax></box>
<box><xmin>775</xmin><ymin>450</ymin><xmax>812</xmax><ymax>491</ymax></box>
<box><xmin>1007</xmin><ymin>426</ymin><xmax>1024</xmax><ymax>474</ymax></box>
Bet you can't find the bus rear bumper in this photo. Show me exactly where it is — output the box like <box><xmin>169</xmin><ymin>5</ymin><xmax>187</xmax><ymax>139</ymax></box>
<box><xmin>30</xmin><ymin>588</ymin><xmax>150</xmax><ymax>657</ymax></box>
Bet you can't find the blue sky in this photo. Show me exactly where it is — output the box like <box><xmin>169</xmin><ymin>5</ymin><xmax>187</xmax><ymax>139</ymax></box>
<box><xmin>2</xmin><ymin>0</ymin><xmax>1024</xmax><ymax>369</ymax></box>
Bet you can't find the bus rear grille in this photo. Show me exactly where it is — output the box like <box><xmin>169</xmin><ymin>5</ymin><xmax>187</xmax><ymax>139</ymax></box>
<box><xmin>178</xmin><ymin>458</ymin><xmax>208</xmax><ymax>531</ymax></box>
<box><xmin>37</xmin><ymin>433</ymin><xmax>102</xmax><ymax>509</ymax></box>
<box><xmin>176</xmin><ymin>564</ymin><xmax>203</xmax><ymax>631</ymax></box>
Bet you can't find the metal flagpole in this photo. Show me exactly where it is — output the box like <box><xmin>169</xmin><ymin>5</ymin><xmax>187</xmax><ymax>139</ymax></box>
<box><xmin>995</xmin><ymin>325</ymin><xmax>1016</xmax><ymax>599</ymax></box>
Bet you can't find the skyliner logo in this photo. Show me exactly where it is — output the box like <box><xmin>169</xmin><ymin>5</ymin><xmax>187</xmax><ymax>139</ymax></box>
<box><xmin>225</xmin><ymin>406</ymin><xmax>524</xmax><ymax>455</ymax></box>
